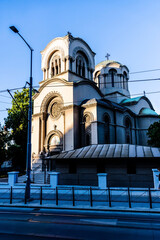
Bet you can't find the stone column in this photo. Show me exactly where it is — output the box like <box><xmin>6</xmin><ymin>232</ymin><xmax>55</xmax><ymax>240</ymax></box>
<box><xmin>41</xmin><ymin>112</ymin><xmax>46</xmax><ymax>151</ymax></box>
<box><xmin>97</xmin><ymin>173</ymin><xmax>108</xmax><ymax>189</ymax></box>
<box><xmin>42</xmin><ymin>68</ymin><xmax>45</xmax><ymax>80</ymax></box>
<box><xmin>46</xmin><ymin>68</ymin><xmax>49</xmax><ymax>79</ymax></box>
<box><xmin>8</xmin><ymin>171</ymin><xmax>19</xmax><ymax>186</ymax></box>
<box><xmin>49</xmin><ymin>172</ymin><xmax>60</xmax><ymax>188</ymax></box>
<box><xmin>62</xmin><ymin>112</ymin><xmax>65</xmax><ymax>151</ymax></box>
<box><xmin>65</xmin><ymin>55</ymin><xmax>70</xmax><ymax>71</ymax></box>
<box><xmin>152</xmin><ymin>169</ymin><xmax>159</xmax><ymax>189</ymax></box>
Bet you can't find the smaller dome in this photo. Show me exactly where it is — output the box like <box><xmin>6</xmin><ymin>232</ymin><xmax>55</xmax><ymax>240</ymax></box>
<box><xmin>96</xmin><ymin>60</ymin><xmax>121</xmax><ymax>68</ymax></box>
<box><xmin>139</xmin><ymin>108</ymin><xmax>158</xmax><ymax>116</ymax></box>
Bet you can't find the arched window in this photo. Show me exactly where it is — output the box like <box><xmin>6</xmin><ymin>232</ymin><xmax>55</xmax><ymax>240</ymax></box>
<box><xmin>46</xmin><ymin>131</ymin><xmax>63</xmax><ymax>153</ymax></box>
<box><xmin>103</xmin><ymin>114</ymin><xmax>110</xmax><ymax>144</ymax></box>
<box><xmin>49</xmin><ymin>53</ymin><xmax>61</xmax><ymax>77</ymax></box>
<box><xmin>125</xmin><ymin>117</ymin><xmax>132</xmax><ymax>144</ymax></box>
<box><xmin>75</xmin><ymin>51</ymin><xmax>89</xmax><ymax>78</ymax></box>
<box><xmin>50</xmin><ymin>134</ymin><xmax>60</xmax><ymax>145</ymax></box>
<box><xmin>83</xmin><ymin>114</ymin><xmax>92</xmax><ymax>146</ymax></box>
<box><xmin>76</xmin><ymin>56</ymin><xmax>84</xmax><ymax>77</ymax></box>
<box><xmin>123</xmin><ymin>71</ymin><xmax>127</xmax><ymax>89</ymax></box>
<box><xmin>109</xmin><ymin>69</ymin><xmax>117</xmax><ymax>87</ymax></box>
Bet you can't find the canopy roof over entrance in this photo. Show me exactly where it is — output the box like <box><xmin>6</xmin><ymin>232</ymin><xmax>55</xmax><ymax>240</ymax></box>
<box><xmin>48</xmin><ymin>144</ymin><xmax>160</xmax><ymax>159</ymax></box>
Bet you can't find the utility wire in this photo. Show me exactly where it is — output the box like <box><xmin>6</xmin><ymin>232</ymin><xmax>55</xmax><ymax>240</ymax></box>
<box><xmin>130</xmin><ymin>69</ymin><xmax>160</xmax><ymax>74</ymax></box>
<box><xmin>0</xmin><ymin>101</ymin><xmax>12</xmax><ymax>104</ymax></box>
<box><xmin>0</xmin><ymin>94</ymin><xmax>11</xmax><ymax>99</ymax></box>
<box><xmin>0</xmin><ymin>79</ymin><xmax>160</xmax><ymax>112</ymax></box>
<box><xmin>1</xmin><ymin>87</ymin><xmax>160</xmax><ymax>110</ymax></box>
<box><xmin>1</xmin><ymin>76</ymin><xmax>160</xmax><ymax>94</ymax></box>
<box><xmin>2</xmin><ymin>90</ymin><xmax>160</xmax><ymax>112</ymax></box>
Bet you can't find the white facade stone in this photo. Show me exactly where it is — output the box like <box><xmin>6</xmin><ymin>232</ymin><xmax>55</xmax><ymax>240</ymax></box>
<box><xmin>31</xmin><ymin>33</ymin><xmax>159</xmax><ymax>159</ymax></box>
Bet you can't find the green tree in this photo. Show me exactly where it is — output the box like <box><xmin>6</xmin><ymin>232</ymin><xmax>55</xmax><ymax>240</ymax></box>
<box><xmin>5</xmin><ymin>88</ymin><xmax>30</xmax><ymax>170</ymax></box>
<box><xmin>147</xmin><ymin>121</ymin><xmax>160</xmax><ymax>147</ymax></box>
<box><xmin>0</xmin><ymin>127</ymin><xmax>8</xmax><ymax>165</ymax></box>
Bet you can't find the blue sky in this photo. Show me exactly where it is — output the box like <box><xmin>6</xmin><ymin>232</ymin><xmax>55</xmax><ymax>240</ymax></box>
<box><xmin>1</xmin><ymin>0</ymin><xmax>160</xmax><ymax>124</ymax></box>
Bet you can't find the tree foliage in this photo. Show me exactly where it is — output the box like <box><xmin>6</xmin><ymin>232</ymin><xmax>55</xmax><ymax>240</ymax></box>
<box><xmin>0</xmin><ymin>127</ymin><xmax>8</xmax><ymax>164</ymax></box>
<box><xmin>147</xmin><ymin>121</ymin><xmax>160</xmax><ymax>147</ymax></box>
<box><xmin>5</xmin><ymin>88</ymin><xmax>30</xmax><ymax>170</ymax></box>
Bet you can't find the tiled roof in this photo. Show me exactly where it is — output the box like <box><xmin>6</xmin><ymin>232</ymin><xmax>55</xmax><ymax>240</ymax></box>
<box><xmin>139</xmin><ymin>108</ymin><xmax>158</xmax><ymax>116</ymax></box>
<box><xmin>121</xmin><ymin>96</ymin><xmax>142</xmax><ymax>104</ymax></box>
<box><xmin>48</xmin><ymin>144</ymin><xmax>160</xmax><ymax>159</ymax></box>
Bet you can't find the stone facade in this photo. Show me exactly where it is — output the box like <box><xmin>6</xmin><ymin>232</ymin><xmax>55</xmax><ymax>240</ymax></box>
<box><xmin>32</xmin><ymin>33</ymin><xmax>159</xmax><ymax>158</ymax></box>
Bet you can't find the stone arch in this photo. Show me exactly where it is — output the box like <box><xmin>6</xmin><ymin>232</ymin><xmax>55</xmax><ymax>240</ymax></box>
<box><xmin>83</xmin><ymin>111</ymin><xmax>94</xmax><ymax>122</ymax></box>
<box><xmin>72</xmin><ymin>46</ymin><xmax>92</xmax><ymax>68</ymax></box>
<box><xmin>45</xmin><ymin>130</ymin><xmax>63</xmax><ymax>145</ymax></box>
<box><xmin>108</xmin><ymin>68</ymin><xmax>117</xmax><ymax>87</ymax></box>
<box><xmin>33</xmin><ymin>78</ymin><xmax>73</xmax><ymax>100</ymax></box>
<box><xmin>49</xmin><ymin>51</ymin><xmax>62</xmax><ymax>77</ymax></box>
<box><xmin>45</xmin><ymin>130</ymin><xmax>63</xmax><ymax>152</ymax></box>
<box><xmin>123</xmin><ymin>71</ymin><xmax>128</xmax><ymax>89</ymax></box>
<box><xmin>82</xmin><ymin>112</ymin><xmax>94</xmax><ymax>146</ymax></box>
<box><xmin>43</xmin><ymin>46</ymin><xmax>65</xmax><ymax>69</ymax></box>
<box><xmin>40</xmin><ymin>91</ymin><xmax>64</xmax><ymax>113</ymax></box>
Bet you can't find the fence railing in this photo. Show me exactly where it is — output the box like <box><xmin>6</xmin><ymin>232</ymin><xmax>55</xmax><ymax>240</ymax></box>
<box><xmin>0</xmin><ymin>186</ymin><xmax>160</xmax><ymax>209</ymax></box>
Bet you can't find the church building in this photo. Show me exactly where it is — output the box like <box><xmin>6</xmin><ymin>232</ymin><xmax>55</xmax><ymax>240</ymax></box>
<box><xmin>32</xmin><ymin>33</ymin><xmax>159</xmax><ymax>156</ymax></box>
<box><xmin>31</xmin><ymin>33</ymin><xmax>160</xmax><ymax>187</ymax></box>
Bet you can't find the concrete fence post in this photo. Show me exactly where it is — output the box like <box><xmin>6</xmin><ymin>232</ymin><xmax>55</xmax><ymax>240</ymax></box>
<box><xmin>49</xmin><ymin>172</ymin><xmax>60</xmax><ymax>188</ymax></box>
<box><xmin>97</xmin><ymin>173</ymin><xmax>108</xmax><ymax>189</ymax></box>
<box><xmin>152</xmin><ymin>169</ymin><xmax>159</xmax><ymax>189</ymax></box>
<box><xmin>8</xmin><ymin>171</ymin><xmax>19</xmax><ymax>186</ymax></box>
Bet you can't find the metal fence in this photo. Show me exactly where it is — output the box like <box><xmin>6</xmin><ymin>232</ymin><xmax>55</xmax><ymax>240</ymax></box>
<box><xmin>0</xmin><ymin>186</ymin><xmax>160</xmax><ymax>209</ymax></box>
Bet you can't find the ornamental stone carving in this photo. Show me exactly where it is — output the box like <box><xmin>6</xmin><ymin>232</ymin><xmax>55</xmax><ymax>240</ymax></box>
<box><xmin>51</xmin><ymin>102</ymin><xmax>62</xmax><ymax>119</ymax></box>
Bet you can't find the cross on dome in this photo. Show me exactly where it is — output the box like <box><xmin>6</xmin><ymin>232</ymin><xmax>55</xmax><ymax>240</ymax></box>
<box><xmin>105</xmin><ymin>53</ymin><xmax>110</xmax><ymax>60</ymax></box>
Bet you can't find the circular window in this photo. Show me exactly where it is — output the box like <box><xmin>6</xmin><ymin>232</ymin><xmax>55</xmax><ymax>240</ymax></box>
<box><xmin>50</xmin><ymin>102</ymin><xmax>62</xmax><ymax>119</ymax></box>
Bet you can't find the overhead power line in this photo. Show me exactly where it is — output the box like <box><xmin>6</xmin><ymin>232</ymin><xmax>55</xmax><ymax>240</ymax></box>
<box><xmin>0</xmin><ymin>94</ymin><xmax>11</xmax><ymax>99</ymax></box>
<box><xmin>1</xmin><ymin>89</ymin><xmax>160</xmax><ymax>113</ymax></box>
<box><xmin>130</xmin><ymin>69</ymin><xmax>160</xmax><ymax>74</ymax></box>
<box><xmin>1</xmin><ymin>76</ymin><xmax>160</xmax><ymax>94</ymax></box>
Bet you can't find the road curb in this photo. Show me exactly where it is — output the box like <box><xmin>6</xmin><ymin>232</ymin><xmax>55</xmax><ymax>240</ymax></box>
<box><xmin>0</xmin><ymin>204</ymin><xmax>160</xmax><ymax>214</ymax></box>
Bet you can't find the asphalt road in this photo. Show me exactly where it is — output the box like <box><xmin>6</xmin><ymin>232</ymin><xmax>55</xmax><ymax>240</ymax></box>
<box><xmin>0</xmin><ymin>207</ymin><xmax>160</xmax><ymax>239</ymax></box>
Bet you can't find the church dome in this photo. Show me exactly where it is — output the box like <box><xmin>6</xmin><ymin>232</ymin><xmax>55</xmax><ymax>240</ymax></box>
<box><xmin>96</xmin><ymin>60</ymin><xmax>121</xmax><ymax>68</ymax></box>
<box><xmin>94</xmin><ymin>59</ymin><xmax>130</xmax><ymax>100</ymax></box>
<box><xmin>139</xmin><ymin>108</ymin><xmax>158</xmax><ymax>116</ymax></box>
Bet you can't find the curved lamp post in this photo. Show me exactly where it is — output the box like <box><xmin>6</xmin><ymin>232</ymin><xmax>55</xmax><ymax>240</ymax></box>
<box><xmin>9</xmin><ymin>26</ymin><xmax>33</xmax><ymax>200</ymax></box>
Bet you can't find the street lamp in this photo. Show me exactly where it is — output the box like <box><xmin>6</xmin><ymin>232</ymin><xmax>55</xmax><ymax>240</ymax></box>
<box><xmin>9</xmin><ymin>26</ymin><xmax>34</xmax><ymax>199</ymax></box>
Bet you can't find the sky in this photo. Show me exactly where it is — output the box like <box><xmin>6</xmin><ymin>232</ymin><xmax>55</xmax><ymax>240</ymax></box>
<box><xmin>1</xmin><ymin>0</ymin><xmax>160</xmax><ymax>124</ymax></box>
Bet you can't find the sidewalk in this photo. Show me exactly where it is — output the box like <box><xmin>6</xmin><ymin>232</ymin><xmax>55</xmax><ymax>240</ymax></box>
<box><xmin>0</xmin><ymin>199</ymin><xmax>160</xmax><ymax>214</ymax></box>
